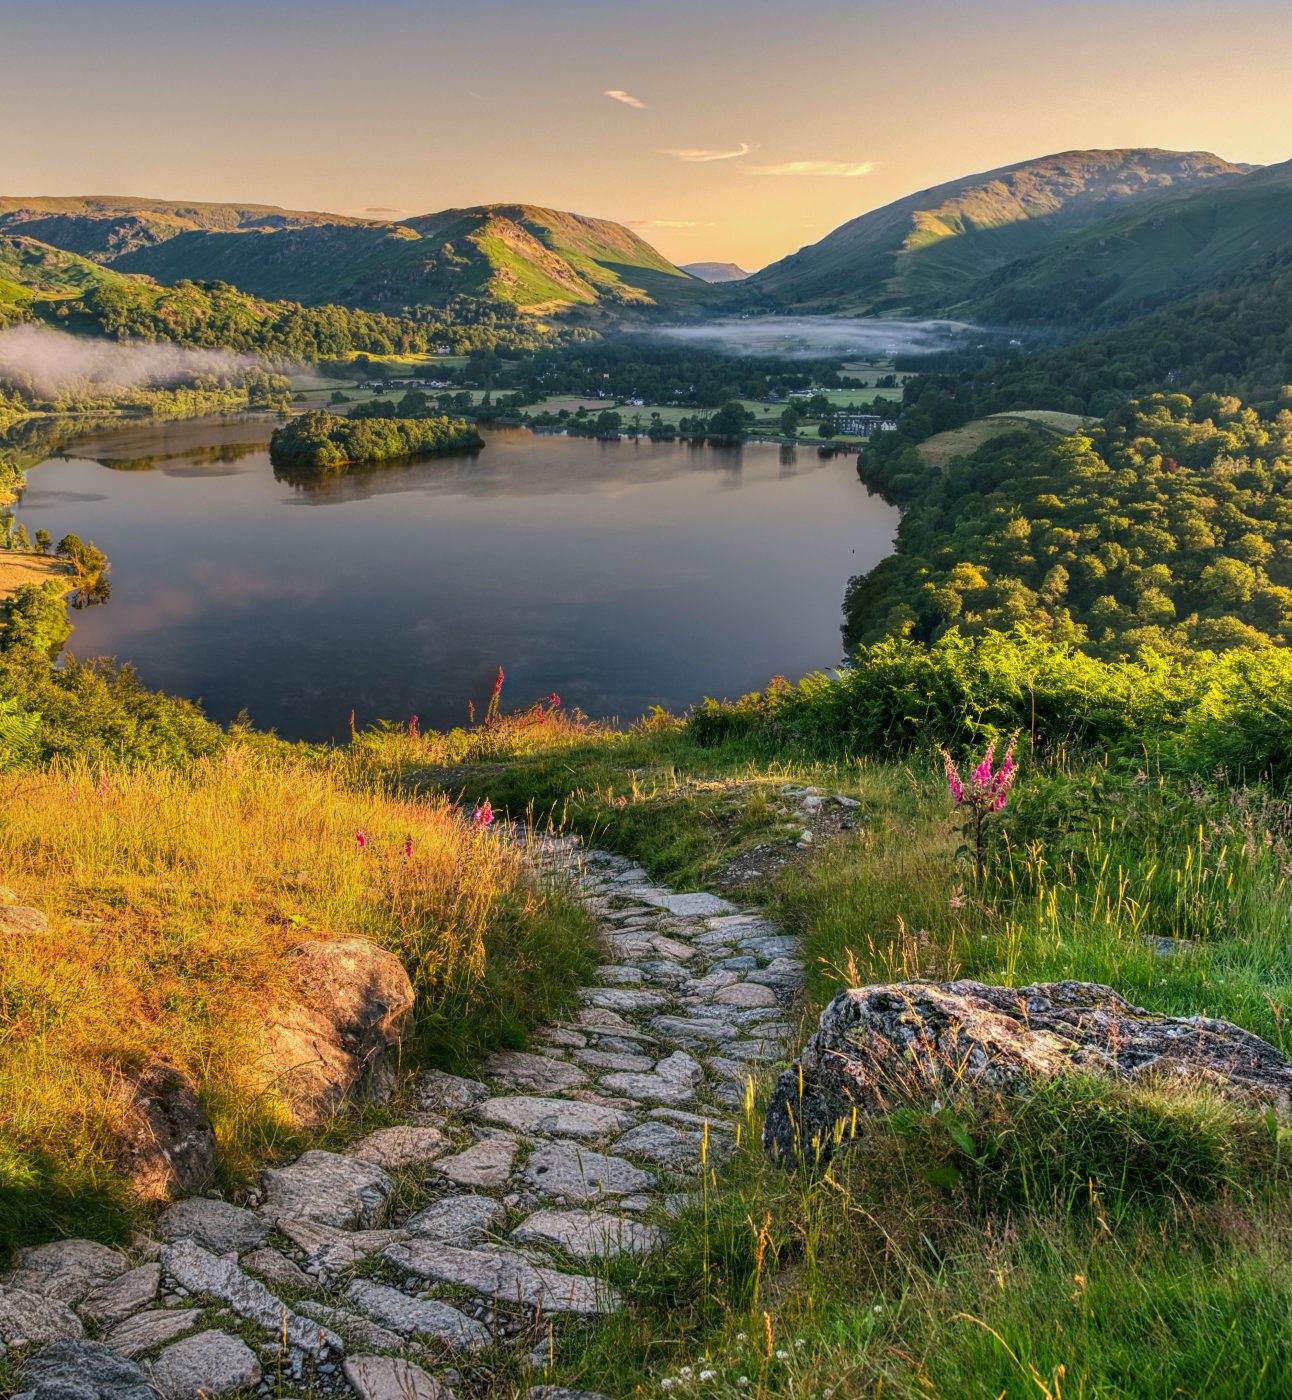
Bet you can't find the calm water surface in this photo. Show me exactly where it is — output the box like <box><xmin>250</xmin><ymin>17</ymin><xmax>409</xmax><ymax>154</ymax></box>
<box><xmin>19</xmin><ymin>417</ymin><xmax>898</xmax><ymax>741</ymax></box>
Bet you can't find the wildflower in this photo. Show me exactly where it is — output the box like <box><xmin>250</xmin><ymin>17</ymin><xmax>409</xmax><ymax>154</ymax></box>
<box><xmin>680</xmin><ymin>1368</ymin><xmax>693</xmax><ymax>1379</ymax></box>
<box><xmin>662</xmin><ymin>1381</ymin><xmax>676</xmax><ymax>1392</ymax></box>
<box><xmin>776</xmin><ymin>1350</ymin><xmax>789</xmax><ymax>1361</ymax></box>
<box><xmin>403</xmin><ymin>837</ymin><xmax>413</xmax><ymax>859</ymax></box>
<box><xmin>355</xmin><ymin>829</ymin><xmax>367</xmax><ymax>850</ymax></box>
<box><xmin>873</xmin><ymin>1304</ymin><xmax>883</xmax><ymax>1314</ymax></box>
<box><xmin>941</xmin><ymin>733</ymin><xmax>1020</xmax><ymax>876</ymax></box>
<box><xmin>736</xmin><ymin>1334</ymin><xmax>747</xmax><ymax>1344</ymax></box>
<box><xmin>409</xmin><ymin>714</ymin><xmax>419</xmax><ymax>737</ymax></box>
<box><xmin>737</xmin><ymin>1380</ymin><xmax>750</xmax><ymax>1390</ymax></box>
<box><xmin>700</xmin><ymin>1372</ymin><xmax>716</xmax><ymax>1383</ymax></box>
<box><xmin>795</xmin><ymin>1338</ymin><xmax>806</xmax><ymax>1349</ymax></box>
<box><xmin>548</xmin><ymin>692</ymin><xmax>561</xmax><ymax>707</ymax></box>
<box><xmin>474</xmin><ymin>799</ymin><xmax>494</xmax><ymax>829</ymax></box>
<box><xmin>97</xmin><ymin>772</ymin><xmax>110</xmax><ymax>798</ymax></box>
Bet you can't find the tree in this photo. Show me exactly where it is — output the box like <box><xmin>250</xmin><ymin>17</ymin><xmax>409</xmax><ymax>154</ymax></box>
<box><xmin>818</xmin><ymin>416</ymin><xmax>837</xmax><ymax>440</ymax></box>
<box><xmin>707</xmin><ymin>401</ymin><xmax>748</xmax><ymax>442</ymax></box>
<box><xmin>779</xmin><ymin>406</ymin><xmax>800</xmax><ymax>438</ymax></box>
<box><xmin>34</xmin><ymin>529</ymin><xmax>51</xmax><ymax>555</ymax></box>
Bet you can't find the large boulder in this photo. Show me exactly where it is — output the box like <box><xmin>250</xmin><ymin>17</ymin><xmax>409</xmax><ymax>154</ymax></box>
<box><xmin>765</xmin><ymin>979</ymin><xmax>1292</xmax><ymax>1167</ymax></box>
<box><xmin>114</xmin><ymin>1063</ymin><xmax>216</xmax><ymax>1201</ymax></box>
<box><xmin>256</xmin><ymin>937</ymin><xmax>415</xmax><ymax>1125</ymax></box>
<box><xmin>14</xmin><ymin>1340</ymin><xmax>154</xmax><ymax>1400</ymax></box>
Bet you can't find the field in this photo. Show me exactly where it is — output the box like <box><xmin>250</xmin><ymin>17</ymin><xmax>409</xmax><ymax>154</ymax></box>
<box><xmin>916</xmin><ymin>411</ymin><xmax>1092</xmax><ymax>467</ymax></box>
<box><xmin>0</xmin><ymin>552</ymin><xmax>68</xmax><ymax>606</ymax></box>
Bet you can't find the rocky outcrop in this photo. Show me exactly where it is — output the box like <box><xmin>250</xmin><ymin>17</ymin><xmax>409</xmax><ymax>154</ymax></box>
<box><xmin>0</xmin><ymin>906</ymin><xmax>51</xmax><ymax>936</ymax></box>
<box><xmin>113</xmin><ymin>1063</ymin><xmax>216</xmax><ymax>1201</ymax></box>
<box><xmin>256</xmin><ymin>937</ymin><xmax>415</xmax><ymax>1125</ymax></box>
<box><xmin>765</xmin><ymin>979</ymin><xmax>1292</xmax><ymax>1167</ymax></box>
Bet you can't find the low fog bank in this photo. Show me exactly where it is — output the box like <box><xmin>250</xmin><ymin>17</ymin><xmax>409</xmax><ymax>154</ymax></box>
<box><xmin>0</xmin><ymin>325</ymin><xmax>258</xmax><ymax>398</ymax></box>
<box><xmin>648</xmin><ymin>316</ymin><xmax>974</xmax><ymax>358</ymax></box>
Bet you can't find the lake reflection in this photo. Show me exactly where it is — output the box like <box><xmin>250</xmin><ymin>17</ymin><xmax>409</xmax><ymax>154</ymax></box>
<box><xmin>18</xmin><ymin>417</ymin><xmax>898</xmax><ymax>742</ymax></box>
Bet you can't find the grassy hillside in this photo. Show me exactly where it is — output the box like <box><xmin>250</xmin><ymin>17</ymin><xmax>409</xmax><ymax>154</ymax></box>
<box><xmin>0</xmin><ymin>235</ymin><xmax>130</xmax><ymax>300</ymax></box>
<box><xmin>0</xmin><ymin>195</ymin><xmax>365</xmax><ymax>262</ymax></box>
<box><xmin>750</xmin><ymin>148</ymin><xmax>1249</xmax><ymax>314</ymax></box>
<box><xmin>681</xmin><ymin>261</ymin><xmax>751</xmax><ymax>283</ymax></box>
<box><xmin>99</xmin><ymin>202</ymin><xmax>715</xmax><ymax>316</ymax></box>
<box><xmin>963</xmin><ymin>157</ymin><xmax>1292</xmax><ymax>325</ymax></box>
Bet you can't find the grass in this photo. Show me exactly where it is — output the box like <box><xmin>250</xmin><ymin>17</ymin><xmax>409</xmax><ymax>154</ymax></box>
<box><xmin>358</xmin><ymin>707</ymin><xmax>1292</xmax><ymax>1398</ymax></box>
<box><xmin>0</xmin><ymin>552</ymin><xmax>68</xmax><ymax>607</ymax></box>
<box><xmin>0</xmin><ymin>749</ymin><xmax>597</xmax><ymax>1255</ymax></box>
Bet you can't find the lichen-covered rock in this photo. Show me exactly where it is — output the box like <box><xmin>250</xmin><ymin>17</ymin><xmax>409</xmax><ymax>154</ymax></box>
<box><xmin>113</xmin><ymin>1063</ymin><xmax>216</xmax><ymax>1201</ymax></box>
<box><xmin>14</xmin><ymin>1339</ymin><xmax>153</xmax><ymax>1400</ymax></box>
<box><xmin>157</xmin><ymin>1197</ymin><xmax>269</xmax><ymax>1254</ymax></box>
<box><xmin>256</xmin><ymin>937</ymin><xmax>414</xmax><ymax>1125</ymax></box>
<box><xmin>149</xmin><ymin>1328</ymin><xmax>261</xmax><ymax>1398</ymax></box>
<box><xmin>4</xmin><ymin>1240</ymin><xmax>129</xmax><ymax>1303</ymax></box>
<box><xmin>343</xmin><ymin>1356</ymin><xmax>456</xmax><ymax>1400</ymax></box>
<box><xmin>765</xmin><ymin>979</ymin><xmax>1292</xmax><ymax>1167</ymax></box>
<box><xmin>0</xmin><ymin>1288</ymin><xmax>83</xmax><ymax>1346</ymax></box>
<box><xmin>0</xmin><ymin>906</ymin><xmax>50</xmax><ymax>936</ymax></box>
<box><xmin>260</xmin><ymin>1149</ymin><xmax>394</xmax><ymax>1229</ymax></box>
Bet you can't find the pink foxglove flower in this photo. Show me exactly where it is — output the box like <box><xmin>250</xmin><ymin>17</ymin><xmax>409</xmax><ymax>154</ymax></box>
<box><xmin>403</xmin><ymin>836</ymin><xmax>413</xmax><ymax>859</ymax></box>
<box><xmin>355</xmin><ymin>828</ymin><xmax>368</xmax><ymax>850</ymax></box>
<box><xmin>473</xmin><ymin>800</ymin><xmax>494</xmax><ymax>829</ymax></box>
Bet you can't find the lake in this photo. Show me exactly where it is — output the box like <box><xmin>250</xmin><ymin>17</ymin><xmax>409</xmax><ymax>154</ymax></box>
<box><xmin>16</xmin><ymin>418</ymin><xmax>898</xmax><ymax>742</ymax></box>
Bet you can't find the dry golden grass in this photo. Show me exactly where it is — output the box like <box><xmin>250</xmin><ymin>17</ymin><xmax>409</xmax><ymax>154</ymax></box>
<box><xmin>0</xmin><ymin>552</ymin><xmax>68</xmax><ymax>605</ymax></box>
<box><xmin>0</xmin><ymin>749</ymin><xmax>594</xmax><ymax>1247</ymax></box>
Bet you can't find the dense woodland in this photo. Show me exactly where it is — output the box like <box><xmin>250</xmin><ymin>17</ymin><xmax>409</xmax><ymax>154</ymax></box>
<box><xmin>847</xmin><ymin>393</ymin><xmax>1292</xmax><ymax>655</ymax></box>
<box><xmin>268</xmin><ymin>408</ymin><xmax>482</xmax><ymax>470</ymax></box>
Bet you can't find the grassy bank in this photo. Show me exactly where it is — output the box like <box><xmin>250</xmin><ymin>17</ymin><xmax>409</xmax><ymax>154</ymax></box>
<box><xmin>0</xmin><ymin>751</ymin><xmax>596</xmax><ymax>1254</ymax></box>
<box><xmin>351</xmin><ymin>642</ymin><xmax>1292</xmax><ymax>1398</ymax></box>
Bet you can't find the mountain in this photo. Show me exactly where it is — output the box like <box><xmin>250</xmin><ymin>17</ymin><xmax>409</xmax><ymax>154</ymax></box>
<box><xmin>749</xmin><ymin>149</ymin><xmax>1252</xmax><ymax>315</ymax></box>
<box><xmin>0</xmin><ymin>196</ymin><xmax>716</xmax><ymax>318</ymax></box>
<box><xmin>959</xmin><ymin>157</ymin><xmax>1292</xmax><ymax>326</ymax></box>
<box><xmin>0</xmin><ymin>234</ymin><xmax>129</xmax><ymax>315</ymax></box>
<box><xmin>0</xmin><ymin>195</ymin><xmax>361</xmax><ymax>263</ymax></box>
<box><xmin>681</xmin><ymin>262</ymin><xmax>750</xmax><ymax>283</ymax></box>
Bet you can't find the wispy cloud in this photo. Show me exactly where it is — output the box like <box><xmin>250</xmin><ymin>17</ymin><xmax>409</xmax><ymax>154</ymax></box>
<box><xmin>745</xmin><ymin>159</ymin><xmax>877</xmax><ymax>178</ymax></box>
<box><xmin>631</xmin><ymin>219</ymin><xmax>698</xmax><ymax>229</ymax></box>
<box><xmin>662</xmin><ymin>143</ymin><xmax>751</xmax><ymax>163</ymax></box>
<box><xmin>604</xmin><ymin>89</ymin><xmax>647</xmax><ymax>109</ymax></box>
<box><xmin>364</xmin><ymin>206</ymin><xmax>403</xmax><ymax>215</ymax></box>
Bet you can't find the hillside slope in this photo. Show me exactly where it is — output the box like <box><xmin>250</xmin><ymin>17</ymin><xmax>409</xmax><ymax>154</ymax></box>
<box><xmin>750</xmin><ymin>149</ymin><xmax>1250</xmax><ymax>315</ymax></box>
<box><xmin>682</xmin><ymin>261</ymin><xmax>750</xmax><ymax>283</ymax></box>
<box><xmin>962</xmin><ymin>157</ymin><xmax>1292</xmax><ymax>325</ymax></box>
<box><xmin>17</xmin><ymin>200</ymin><xmax>714</xmax><ymax>316</ymax></box>
<box><xmin>0</xmin><ymin>195</ymin><xmax>362</xmax><ymax>263</ymax></box>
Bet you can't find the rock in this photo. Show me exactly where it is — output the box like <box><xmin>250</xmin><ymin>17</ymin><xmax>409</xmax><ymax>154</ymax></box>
<box><xmin>613</xmin><ymin>1121</ymin><xmax>708</xmax><ymax>1169</ymax></box>
<box><xmin>511</xmin><ymin>1209</ymin><xmax>661</xmax><ymax>1258</ymax></box>
<box><xmin>113</xmin><ymin>1063</ymin><xmax>216</xmax><ymax>1202</ymax></box>
<box><xmin>343</xmin><ymin>1279</ymin><xmax>490</xmax><ymax>1351</ymax></box>
<box><xmin>14</xmin><ymin>1340</ymin><xmax>153</xmax><ymax>1399</ymax></box>
<box><xmin>157</xmin><ymin>1197</ymin><xmax>269</xmax><ymax>1255</ymax></box>
<box><xmin>104</xmin><ymin>1309</ymin><xmax>202</xmax><ymax>1359</ymax></box>
<box><xmin>0</xmin><ymin>1289</ymin><xmax>83</xmax><ymax>1345</ymax></box>
<box><xmin>635</xmin><ymin>892</ymin><xmax>736</xmax><ymax>918</ymax></box>
<box><xmin>4</xmin><ymin>1240</ymin><xmax>129</xmax><ymax>1303</ymax></box>
<box><xmin>433</xmin><ymin>1136</ymin><xmax>517</xmax><ymax>1187</ymax></box>
<box><xmin>649</xmin><ymin>934</ymin><xmax>697</xmax><ymax>962</ymax></box>
<box><xmin>261</xmin><ymin>1149</ymin><xmax>394</xmax><ymax>1228</ymax></box>
<box><xmin>766</xmin><ymin>979</ymin><xmax>1292</xmax><ymax>1168</ymax></box>
<box><xmin>597</xmin><ymin>965</ymin><xmax>645</xmax><ymax>985</ymax></box>
<box><xmin>524</xmin><ymin>1389</ymin><xmax>614</xmax><ymax>1400</ymax></box>
<box><xmin>0</xmin><ymin>906</ymin><xmax>50</xmax><ymax>935</ymax></box>
<box><xmin>476</xmin><ymin>1097</ymin><xmax>635</xmax><ymax>1140</ymax></box>
<box><xmin>404</xmin><ymin>1194</ymin><xmax>504</xmax><ymax>1245</ymax></box>
<box><xmin>343</xmin><ymin>1355</ymin><xmax>455</xmax><ymax>1400</ymax></box>
<box><xmin>416</xmin><ymin>1069</ymin><xmax>490</xmax><ymax>1111</ymax></box>
<box><xmin>573</xmin><ymin>1049</ymin><xmax>656</xmax><ymax>1073</ymax></box>
<box><xmin>0</xmin><ymin>885</ymin><xmax>17</xmax><ymax>904</ymax></box>
<box><xmin>77</xmin><ymin>1264</ymin><xmax>160</xmax><ymax>1324</ymax></box>
<box><xmin>158</xmin><ymin>1240</ymin><xmax>340</xmax><ymax>1359</ymax></box>
<box><xmin>257</xmin><ymin>937</ymin><xmax>414</xmax><ymax>1125</ymax></box>
<box><xmin>648</xmin><ymin>1015</ymin><xmax>731</xmax><ymax>1043</ymax></box>
<box><xmin>713</xmin><ymin>981</ymin><xmax>779</xmax><ymax>1009</ymax></box>
<box><xmin>239</xmin><ymin>1248</ymin><xmax>313</xmax><ymax>1290</ymax></box>
<box><xmin>600</xmin><ymin>1051</ymin><xmax>702</xmax><ymax>1106</ymax></box>
<box><xmin>294</xmin><ymin>1300</ymin><xmax>409</xmax><ymax>1354</ymax></box>
<box><xmin>272</xmin><ymin>1217</ymin><xmax>407</xmax><ymax>1271</ymax></box>
<box><xmin>381</xmin><ymin>1241</ymin><xmax>619</xmax><ymax>1315</ymax></box>
<box><xmin>535</xmin><ymin>1027</ymin><xmax>588</xmax><ymax>1050</ymax></box>
<box><xmin>521</xmin><ymin>1142</ymin><xmax>655</xmax><ymax>1202</ymax></box>
<box><xmin>350</xmin><ymin>1125</ymin><xmax>451</xmax><ymax>1169</ymax></box>
<box><xmin>149</xmin><ymin>1329</ymin><xmax>261</xmax><ymax>1398</ymax></box>
<box><xmin>579</xmin><ymin>987</ymin><xmax>667</xmax><ymax>1013</ymax></box>
<box><xmin>482</xmin><ymin>1051</ymin><xmax>588</xmax><ymax>1093</ymax></box>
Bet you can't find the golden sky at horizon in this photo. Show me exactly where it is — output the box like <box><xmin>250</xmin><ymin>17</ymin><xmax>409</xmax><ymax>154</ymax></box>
<box><xmin>5</xmin><ymin>0</ymin><xmax>1290</xmax><ymax>270</ymax></box>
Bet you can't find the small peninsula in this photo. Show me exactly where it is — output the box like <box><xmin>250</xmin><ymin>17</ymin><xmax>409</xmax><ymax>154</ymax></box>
<box><xmin>268</xmin><ymin>409</ymin><xmax>483</xmax><ymax>470</ymax></box>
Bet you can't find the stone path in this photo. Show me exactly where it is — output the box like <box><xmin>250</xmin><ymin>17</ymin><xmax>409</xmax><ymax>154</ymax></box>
<box><xmin>1</xmin><ymin>834</ymin><xmax>804</xmax><ymax>1400</ymax></box>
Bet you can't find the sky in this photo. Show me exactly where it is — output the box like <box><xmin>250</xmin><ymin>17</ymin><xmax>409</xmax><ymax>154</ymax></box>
<box><xmin>4</xmin><ymin>0</ymin><xmax>1291</xmax><ymax>270</ymax></box>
